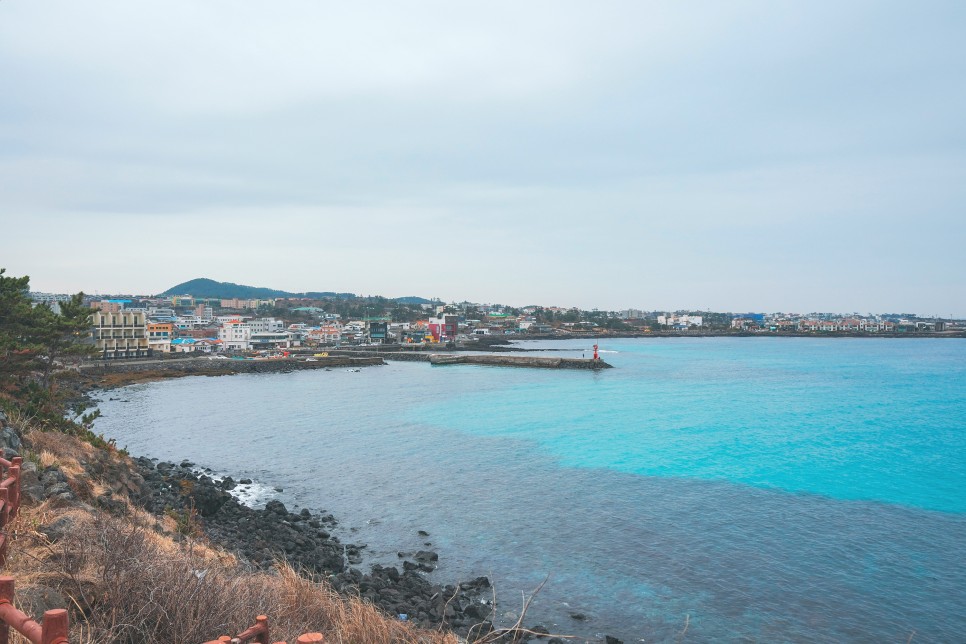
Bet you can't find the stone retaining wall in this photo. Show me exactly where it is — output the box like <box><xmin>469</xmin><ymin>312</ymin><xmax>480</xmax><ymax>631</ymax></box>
<box><xmin>79</xmin><ymin>355</ymin><xmax>384</xmax><ymax>376</ymax></box>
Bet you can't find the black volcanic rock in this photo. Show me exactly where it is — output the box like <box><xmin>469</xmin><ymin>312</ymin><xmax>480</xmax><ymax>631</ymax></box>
<box><xmin>128</xmin><ymin>457</ymin><xmax>492</xmax><ymax>636</ymax></box>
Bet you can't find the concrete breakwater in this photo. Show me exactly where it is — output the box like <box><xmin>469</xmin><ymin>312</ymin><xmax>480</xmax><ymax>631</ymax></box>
<box><xmin>329</xmin><ymin>350</ymin><xmax>612</xmax><ymax>369</ymax></box>
<box><xmin>429</xmin><ymin>354</ymin><xmax>612</xmax><ymax>369</ymax></box>
<box><xmin>78</xmin><ymin>355</ymin><xmax>384</xmax><ymax>377</ymax></box>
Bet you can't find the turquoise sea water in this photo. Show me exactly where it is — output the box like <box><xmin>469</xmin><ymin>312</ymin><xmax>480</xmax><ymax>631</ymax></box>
<box><xmin>95</xmin><ymin>338</ymin><xmax>966</xmax><ymax>642</ymax></box>
<box><xmin>417</xmin><ymin>338</ymin><xmax>966</xmax><ymax>513</ymax></box>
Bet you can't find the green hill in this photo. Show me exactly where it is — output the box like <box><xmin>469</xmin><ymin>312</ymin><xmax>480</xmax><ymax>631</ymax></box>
<box><xmin>393</xmin><ymin>296</ymin><xmax>439</xmax><ymax>305</ymax></box>
<box><xmin>160</xmin><ymin>278</ymin><xmax>355</xmax><ymax>300</ymax></box>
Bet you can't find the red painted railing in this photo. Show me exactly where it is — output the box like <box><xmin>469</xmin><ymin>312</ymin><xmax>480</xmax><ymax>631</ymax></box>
<box><xmin>0</xmin><ymin>456</ymin><xmax>23</xmax><ymax>567</ymax></box>
<box><xmin>0</xmin><ymin>577</ymin><xmax>68</xmax><ymax>644</ymax></box>
<box><xmin>201</xmin><ymin>614</ymin><xmax>325</xmax><ymax>644</ymax></box>
<box><xmin>0</xmin><ymin>456</ymin><xmax>70</xmax><ymax>643</ymax></box>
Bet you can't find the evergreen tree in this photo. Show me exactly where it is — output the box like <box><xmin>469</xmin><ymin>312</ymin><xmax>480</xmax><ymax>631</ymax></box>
<box><xmin>31</xmin><ymin>292</ymin><xmax>95</xmax><ymax>390</ymax></box>
<box><xmin>0</xmin><ymin>268</ymin><xmax>42</xmax><ymax>401</ymax></box>
<box><xmin>0</xmin><ymin>268</ymin><xmax>95</xmax><ymax>419</ymax></box>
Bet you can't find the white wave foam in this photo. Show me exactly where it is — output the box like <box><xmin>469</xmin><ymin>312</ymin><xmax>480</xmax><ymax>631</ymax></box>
<box><xmin>196</xmin><ymin>468</ymin><xmax>278</xmax><ymax>509</ymax></box>
<box><xmin>231</xmin><ymin>480</ymin><xmax>278</xmax><ymax>509</ymax></box>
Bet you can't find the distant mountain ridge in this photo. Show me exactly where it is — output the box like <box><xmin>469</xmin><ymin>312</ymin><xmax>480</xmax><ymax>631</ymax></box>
<box><xmin>393</xmin><ymin>296</ymin><xmax>438</xmax><ymax>305</ymax></box>
<box><xmin>160</xmin><ymin>278</ymin><xmax>355</xmax><ymax>300</ymax></box>
<box><xmin>159</xmin><ymin>278</ymin><xmax>437</xmax><ymax>304</ymax></box>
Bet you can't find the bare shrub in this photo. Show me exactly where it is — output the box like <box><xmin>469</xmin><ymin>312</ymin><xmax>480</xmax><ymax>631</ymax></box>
<box><xmin>39</xmin><ymin>512</ymin><xmax>457</xmax><ymax>644</ymax></box>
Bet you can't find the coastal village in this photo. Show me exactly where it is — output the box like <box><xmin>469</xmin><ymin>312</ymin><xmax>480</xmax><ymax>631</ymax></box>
<box><xmin>26</xmin><ymin>287</ymin><xmax>966</xmax><ymax>360</ymax></box>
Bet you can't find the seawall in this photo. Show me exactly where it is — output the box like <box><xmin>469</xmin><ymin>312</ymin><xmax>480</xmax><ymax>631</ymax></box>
<box><xmin>78</xmin><ymin>355</ymin><xmax>385</xmax><ymax>377</ymax></box>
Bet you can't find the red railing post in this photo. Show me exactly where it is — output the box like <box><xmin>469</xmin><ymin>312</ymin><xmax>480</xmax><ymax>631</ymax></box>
<box><xmin>0</xmin><ymin>575</ymin><xmax>15</xmax><ymax>644</ymax></box>
<box><xmin>254</xmin><ymin>614</ymin><xmax>270</xmax><ymax>644</ymax></box>
<box><xmin>200</xmin><ymin>615</ymin><xmax>328</xmax><ymax>644</ymax></box>
<box><xmin>40</xmin><ymin>608</ymin><xmax>68</xmax><ymax>644</ymax></box>
<box><xmin>232</xmin><ymin>614</ymin><xmax>271</xmax><ymax>644</ymax></box>
<box><xmin>8</xmin><ymin>460</ymin><xmax>20</xmax><ymax>518</ymax></box>
<box><xmin>0</xmin><ymin>487</ymin><xmax>9</xmax><ymax>568</ymax></box>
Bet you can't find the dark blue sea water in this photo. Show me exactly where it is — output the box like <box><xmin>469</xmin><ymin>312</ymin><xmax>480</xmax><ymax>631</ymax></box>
<box><xmin>94</xmin><ymin>338</ymin><xmax>966</xmax><ymax>642</ymax></box>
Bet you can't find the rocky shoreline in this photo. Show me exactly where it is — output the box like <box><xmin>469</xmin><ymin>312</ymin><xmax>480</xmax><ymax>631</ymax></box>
<box><xmin>113</xmin><ymin>457</ymin><xmax>626</xmax><ymax>643</ymax></box>
<box><xmin>113</xmin><ymin>456</ymin><xmax>503</xmax><ymax>639</ymax></box>
<box><xmin>3</xmin><ymin>407</ymin><xmax>501</xmax><ymax>638</ymax></box>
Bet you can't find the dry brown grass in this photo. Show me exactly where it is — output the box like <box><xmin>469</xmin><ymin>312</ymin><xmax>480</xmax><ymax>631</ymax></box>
<box><xmin>25</xmin><ymin>432</ymin><xmax>93</xmax><ymax>490</ymax></box>
<box><xmin>2</xmin><ymin>442</ymin><xmax>460</xmax><ymax>644</ymax></box>
<box><xmin>6</xmin><ymin>504</ymin><xmax>460</xmax><ymax>643</ymax></box>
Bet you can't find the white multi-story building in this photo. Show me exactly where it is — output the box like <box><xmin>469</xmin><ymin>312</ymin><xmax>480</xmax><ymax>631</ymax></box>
<box><xmin>148</xmin><ymin>307</ymin><xmax>177</xmax><ymax>320</ymax></box>
<box><xmin>92</xmin><ymin>310</ymin><xmax>150</xmax><ymax>359</ymax></box>
<box><xmin>249</xmin><ymin>318</ymin><xmax>285</xmax><ymax>334</ymax></box>
<box><xmin>658</xmin><ymin>314</ymin><xmax>703</xmax><ymax>328</ymax></box>
<box><xmin>218</xmin><ymin>321</ymin><xmax>253</xmax><ymax>351</ymax></box>
<box><xmin>30</xmin><ymin>292</ymin><xmax>72</xmax><ymax>305</ymax></box>
<box><xmin>175</xmin><ymin>315</ymin><xmax>209</xmax><ymax>329</ymax></box>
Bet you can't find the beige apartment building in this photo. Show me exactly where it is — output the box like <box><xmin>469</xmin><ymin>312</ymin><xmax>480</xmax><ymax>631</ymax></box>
<box><xmin>92</xmin><ymin>310</ymin><xmax>150</xmax><ymax>359</ymax></box>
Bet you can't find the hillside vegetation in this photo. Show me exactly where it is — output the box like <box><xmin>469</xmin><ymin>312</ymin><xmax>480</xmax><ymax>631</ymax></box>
<box><xmin>160</xmin><ymin>278</ymin><xmax>356</xmax><ymax>300</ymax></box>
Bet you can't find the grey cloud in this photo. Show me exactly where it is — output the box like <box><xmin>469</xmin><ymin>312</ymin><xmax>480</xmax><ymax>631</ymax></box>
<box><xmin>1</xmin><ymin>1</ymin><xmax>964</xmax><ymax>313</ymax></box>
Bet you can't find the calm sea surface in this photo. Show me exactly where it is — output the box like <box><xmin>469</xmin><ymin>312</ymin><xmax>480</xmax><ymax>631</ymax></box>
<box><xmin>94</xmin><ymin>338</ymin><xmax>966</xmax><ymax>642</ymax></box>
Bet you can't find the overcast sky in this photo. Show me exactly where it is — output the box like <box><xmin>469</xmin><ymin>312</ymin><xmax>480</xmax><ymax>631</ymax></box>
<box><xmin>2</xmin><ymin>2</ymin><xmax>964</xmax><ymax>315</ymax></box>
